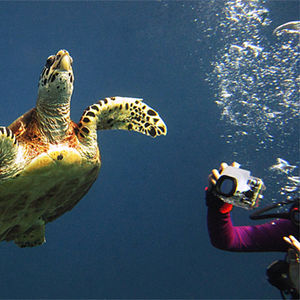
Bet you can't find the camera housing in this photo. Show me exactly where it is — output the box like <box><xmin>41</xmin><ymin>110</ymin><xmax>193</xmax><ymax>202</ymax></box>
<box><xmin>214</xmin><ymin>166</ymin><xmax>265</xmax><ymax>209</ymax></box>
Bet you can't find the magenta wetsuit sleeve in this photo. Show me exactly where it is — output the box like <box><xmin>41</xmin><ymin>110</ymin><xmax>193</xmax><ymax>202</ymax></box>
<box><xmin>206</xmin><ymin>192</ymin><xmax>298</xmax><ymax>252</ymax></box>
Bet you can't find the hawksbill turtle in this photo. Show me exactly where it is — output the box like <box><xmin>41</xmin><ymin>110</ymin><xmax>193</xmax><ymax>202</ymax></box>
<box><xmin>0</xmin><ymin>49</ymin><xmax>167</xmax><ymax>248</ymax></box>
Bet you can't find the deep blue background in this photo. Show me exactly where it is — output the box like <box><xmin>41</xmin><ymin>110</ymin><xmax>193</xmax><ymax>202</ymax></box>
<box><xmin>0</xmin><ymin>1</ymin><xmax>298</xmax><ymax>299</ymax></box>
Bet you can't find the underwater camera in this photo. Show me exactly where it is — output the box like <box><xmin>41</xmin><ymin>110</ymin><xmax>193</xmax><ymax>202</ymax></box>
<box><xmin>214</xmin><ymin>166</ymin><xmax>265</xmax><ymax>209</ymax></box>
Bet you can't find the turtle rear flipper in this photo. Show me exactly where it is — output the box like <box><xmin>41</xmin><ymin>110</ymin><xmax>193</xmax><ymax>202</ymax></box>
<box><xmin>0</xmin><ymin>127</ymin><xmax>21</xmax><ymax>178</ymax></box>
<box><xmin>77</xmin><ymin>97</ymin><xmax>167</xmax><ymax>143</ymax></box>
<box><xmin>14</xmin><ymin>222</ymin><xmax>46</xmax><ymax>248</ymax></box>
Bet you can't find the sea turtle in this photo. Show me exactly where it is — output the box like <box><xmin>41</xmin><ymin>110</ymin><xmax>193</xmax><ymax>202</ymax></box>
<box><xmin>0</xmin><ymin>49</ymin><xmax>167</xmax><ymax>248</ymax></box>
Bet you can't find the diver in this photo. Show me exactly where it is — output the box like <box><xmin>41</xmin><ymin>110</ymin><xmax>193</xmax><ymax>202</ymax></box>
<box><xmin>205</xmin><ymin>162</ymin><xmax>299</xmax><ymax>299</ymax></box>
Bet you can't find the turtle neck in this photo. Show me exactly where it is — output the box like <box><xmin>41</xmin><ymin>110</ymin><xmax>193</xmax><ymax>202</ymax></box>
<box><xmin>36</xmin><ymin>94</ymin><xmax>71</xmax><ymax>144</ymax></box>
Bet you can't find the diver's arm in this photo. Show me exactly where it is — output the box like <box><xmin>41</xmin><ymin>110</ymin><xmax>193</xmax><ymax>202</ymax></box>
<box><xmin>205</xmin><ymin>162</ymin><xmax>298</xmax><ymax>252</ymax></box>
<box><xmin>206</xmin><ymin>189</ymin><xmax>297</xmax><ymax>252</ymax></box>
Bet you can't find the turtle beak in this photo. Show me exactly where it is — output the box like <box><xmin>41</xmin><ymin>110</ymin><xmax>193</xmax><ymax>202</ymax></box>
<box><xmin>56</xmin><ymin>50</ymin><xmax>73</xmax><ymax>72</ymax></box>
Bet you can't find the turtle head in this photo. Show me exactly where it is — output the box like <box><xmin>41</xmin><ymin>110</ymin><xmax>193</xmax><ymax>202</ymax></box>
<box><xmin>36</xmin><ymin>50</ymin><xmax>74</xmax><ymax>141</ymax></box>
<box><xmin>37</xmin><ymin>49</ymin><xmax>74</xmax><ymax>101</ymax></box>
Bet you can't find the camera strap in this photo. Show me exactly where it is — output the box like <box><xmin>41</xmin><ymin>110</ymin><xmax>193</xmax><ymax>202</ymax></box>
<box><xmin>250</xmin><ymin>199</ymin><xmax>298</xmax><ymax>224</ymax></box>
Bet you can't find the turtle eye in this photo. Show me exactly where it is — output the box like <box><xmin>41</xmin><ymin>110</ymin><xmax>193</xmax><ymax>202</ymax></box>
<box><xmin>45</xmin><ymin>55</ymin><xmax>55</xmax><ymax>68</ymax></box>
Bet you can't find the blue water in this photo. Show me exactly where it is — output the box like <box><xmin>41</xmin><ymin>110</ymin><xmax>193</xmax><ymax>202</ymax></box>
<box><xmin>0</xmin><ymin>1</ymin><xmax>299</xmax><ymax>299</ymax></box>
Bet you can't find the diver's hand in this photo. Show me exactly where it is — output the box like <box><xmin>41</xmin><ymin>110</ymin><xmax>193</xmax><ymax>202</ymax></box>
<box><xmin>206</xmin><ymin>162</ymin><xmax>240</xmax><ymax>214</ymax></box>
<box><xmin>284</xmin><ymin>235</ymin><xmax>300</xmax><ymax>293</ymax></box>
<box><xmin>207</xmin><ymin>162</ymin><xmax>240</xmax><ymax>191</ymax></box>
<box><xmin>284</xmin><ymin>235</ymin><xmax>300</xmax><ymax>253</ymax></box>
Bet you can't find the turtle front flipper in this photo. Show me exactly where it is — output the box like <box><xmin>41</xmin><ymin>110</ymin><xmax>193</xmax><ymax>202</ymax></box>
<box><xmin>0</xmin><ymin>127</ymin><xmax>23</xmax><ymax>179</ymax></box>
<box><xmin>14</xmin><ymin>221</ymin><xmax>46</xmax><ymax>248</ymax></box>
<box><xmin>77</xmin><ymin>97</ymin><xmax>167</xmax><ymax>142</ymax></box>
